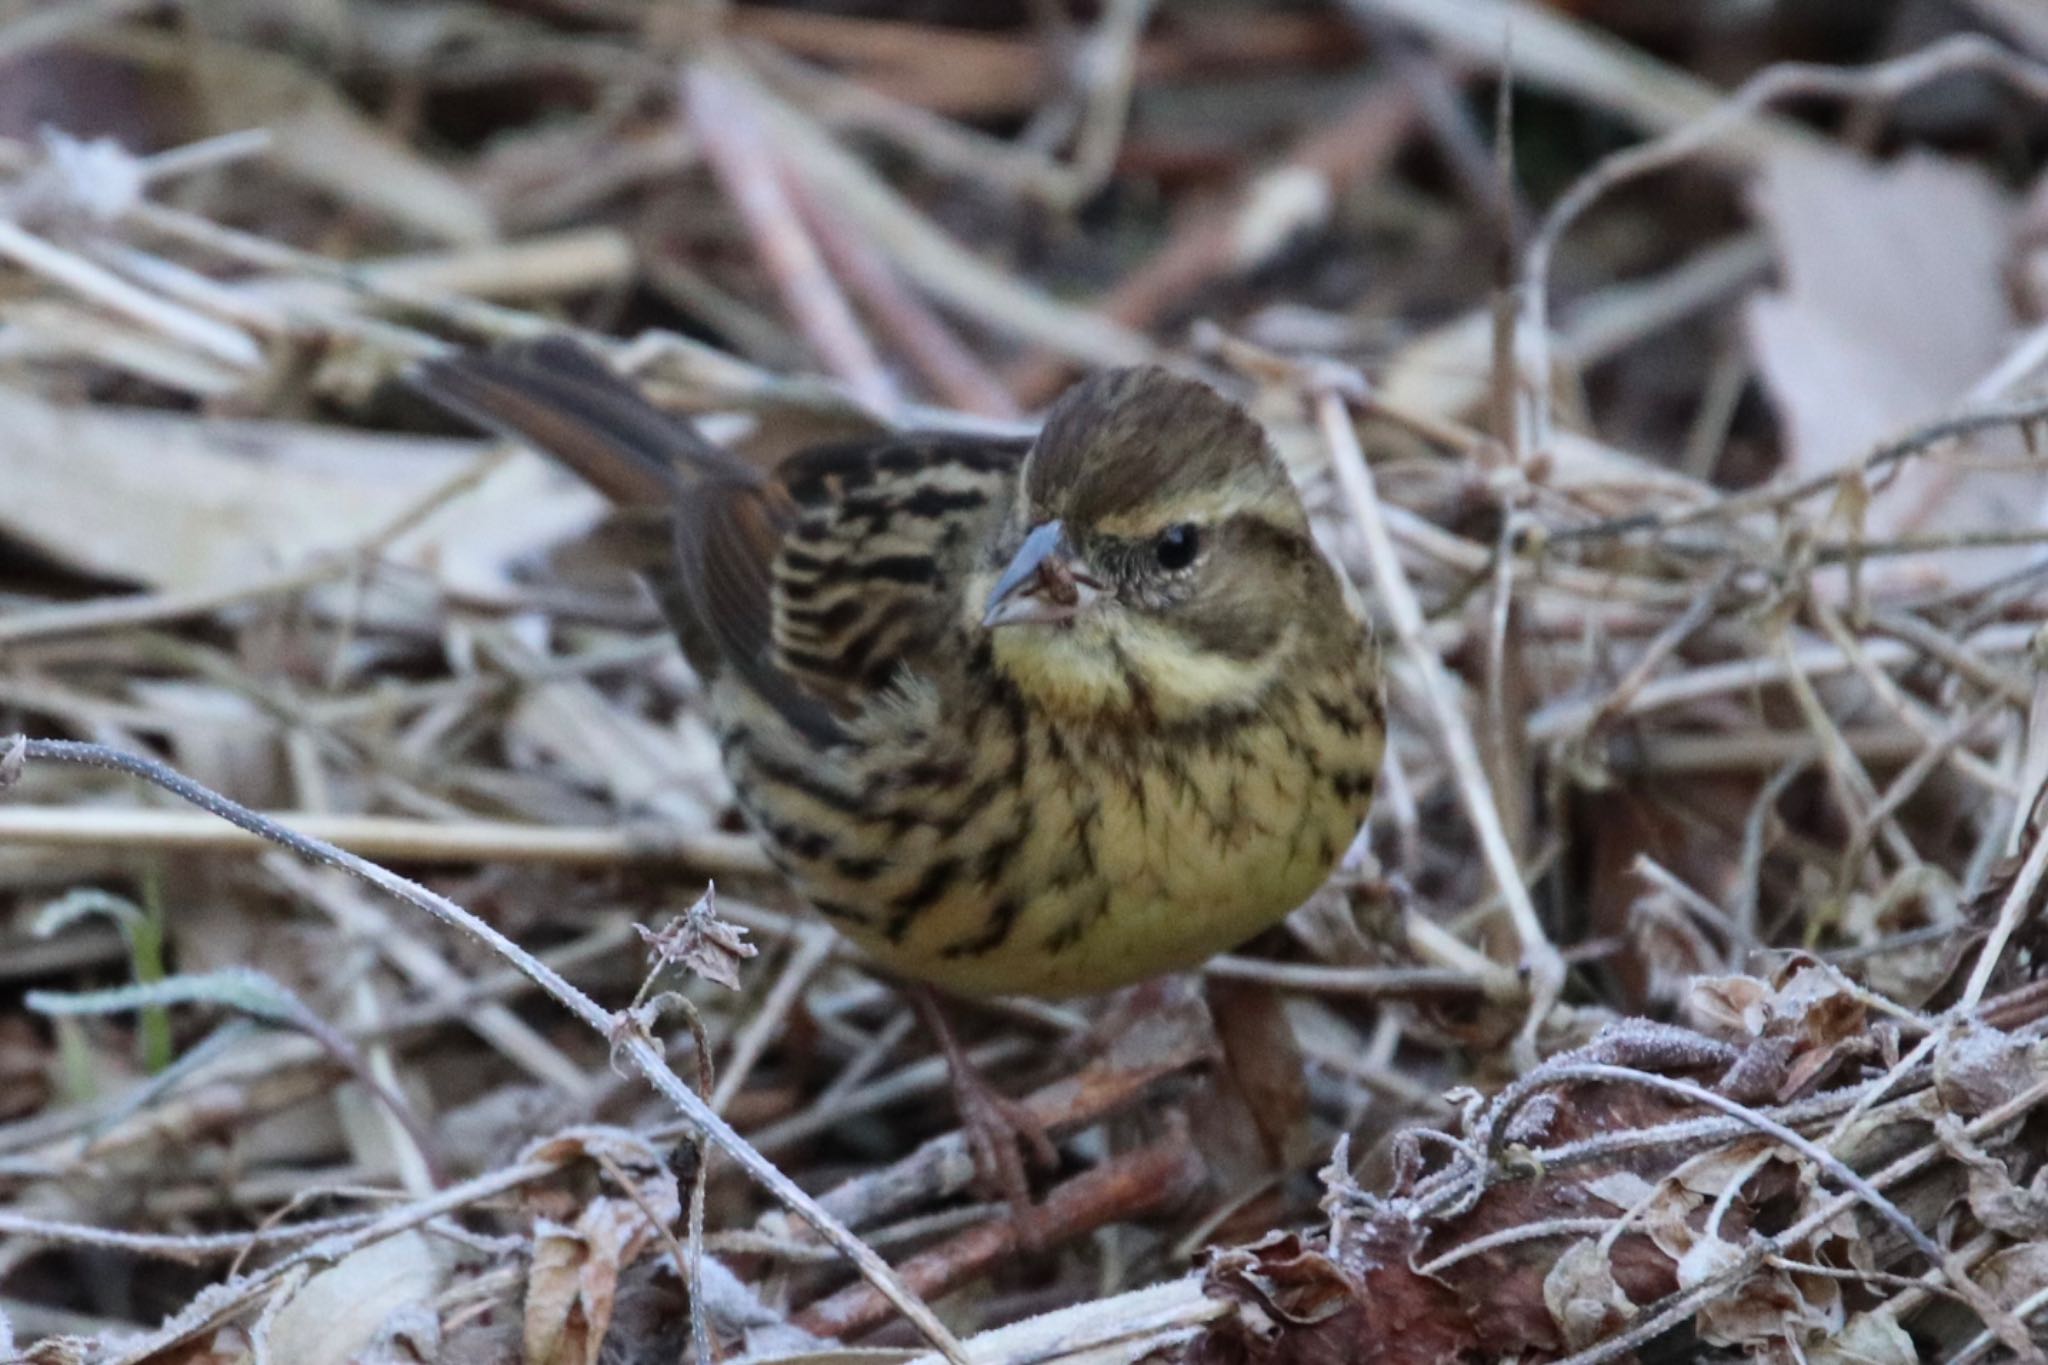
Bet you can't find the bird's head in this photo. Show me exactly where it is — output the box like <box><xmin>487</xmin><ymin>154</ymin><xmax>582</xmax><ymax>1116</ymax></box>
<box><xmin>972</xmin><ymin>367</ymin><xmax>1337</xmax><ymax>724</ymax></box>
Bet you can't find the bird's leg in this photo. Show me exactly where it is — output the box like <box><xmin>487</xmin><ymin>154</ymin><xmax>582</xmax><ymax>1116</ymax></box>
<box><xmin>908</xmin><ymin>985</ymin><xmax>1058</xmax><ymax>1243</ymax></box>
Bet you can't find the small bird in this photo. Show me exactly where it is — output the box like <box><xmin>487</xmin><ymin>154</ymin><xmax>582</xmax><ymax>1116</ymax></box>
<box><xmin>411</xmin><ymin>340</ymin><xmax>1384</xmax><ymax>1002</ymax></box>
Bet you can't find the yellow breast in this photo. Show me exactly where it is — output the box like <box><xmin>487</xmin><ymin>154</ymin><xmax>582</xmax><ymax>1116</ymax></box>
<box><xmin>835</xmin><ymin>674</ymin><xmax>1382</xmax><ymax>997</ymax></box>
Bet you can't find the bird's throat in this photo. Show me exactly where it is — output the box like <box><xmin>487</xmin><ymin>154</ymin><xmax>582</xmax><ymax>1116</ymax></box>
<box><xmin>986</xmin><ymin>613</ymin><xmax>1289</xmax><ymax>727</ymax></box>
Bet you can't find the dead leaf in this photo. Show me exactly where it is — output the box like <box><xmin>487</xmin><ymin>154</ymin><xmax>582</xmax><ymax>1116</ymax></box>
<box><xmin>1583</xmin><ymin>1171</ymin><xmax>1656</xmax><ymax>1212</ymax></box>
<box><xmin>1671</xmin><ymin>1139</ymin><xmax>1781</xmax><ymax>1202</ymax></box>
<box><xmin>1975</xmin><ymin>1242</ymin><xmax>2048</xmax><ymax>1310</ymax></box>
<box><xmin>525</xmin><ymin>1216</ymin><xmax>604</xmax><ymax>1365</ymax></box>
<box><xmin>522</xmin><ymin>1130</ymin><xmax>682</xmax><ymax>1365</ymax></box>
<box><xmin>1673</xmin><ymin>1230</ymin><xmax>1744</xmax><ymax>1291</ymax></box>
<box><xmin>1934</xmin><ymin>1019</ymin><xmax>2047</xmax><ymax>1119</ymax></box>
<box><xmin>1772</xmin><ymin>962</ymin><xmax>1865</xmax><ymax>1050</ymax></box>
<box><xmin>1964</xmin><ymin>1154</ymin><xmax>2048</xmax><ymax>1239</ymax></box>
<box><xmin>1810</xmin><ymin>1311</ymin><xmax>1919</xmax><ymax>1365</ymax></box>
<box><xmin>1542</xmin><ymin>1240</ymin><xmax>1637</xmax><ymax>1350</ymax></box>
<box><xmin>0</xmin><ymin>389</ymin><xmax>606</xmax><ymax>635</ymax></box>
<box><xmin>1938</xmin><ymin>1115</ymin><xmax>2048</xmax><ymax>1238</ymax></box>
<box><xmin>1688</xmin><ymin>973</ymin><xmax>1772</xmax><ymax>1039</ymax></box>
<box><xmin>265</xmin><ymin>1232</ymin><xmax>443</xmax><ymax>1365</ymax></box>
<box><xmin>636</xmin><ymin>886</ymin><xmax>757</xmax><ymax>991</ymax></box>
<box><xmin>1746</xmin><ymin>148</ymin><xmax>2046</xmax><ymax>589</ymax></box>
<box><xmin>0</xmin><ymin>391</ymin><xmax>462</xmax><ymax>591</ymax></box>
<box><xmin>1692</xmin><ymin>1254</ymin><xmax>1843</xmax><ymax>1351</ymax></box>
<box><xmin>1204</xmin><ymin>1233</ymin><xmax>1356</xmax><ymax>1329</ymax></box>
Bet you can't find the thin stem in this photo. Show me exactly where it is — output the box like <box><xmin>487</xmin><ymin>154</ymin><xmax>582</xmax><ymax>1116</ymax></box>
<box><xmin>3</xmin><ymin>736</ymin><xmax>967</xmax><ymax>1364</ymax></box>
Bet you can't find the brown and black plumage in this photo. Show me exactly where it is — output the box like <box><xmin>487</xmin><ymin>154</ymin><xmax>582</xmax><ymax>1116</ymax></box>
<box><xmin>412</xmin><ymin>339</ymin><xmax>1383</xmax><ymax>998</ymax></box>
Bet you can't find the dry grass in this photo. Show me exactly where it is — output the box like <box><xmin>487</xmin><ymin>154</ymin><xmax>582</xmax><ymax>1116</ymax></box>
<box><xmin>4</xmin><ymin>4</ymin><xmax>2048</xmax><ymax>1363</ymax></box>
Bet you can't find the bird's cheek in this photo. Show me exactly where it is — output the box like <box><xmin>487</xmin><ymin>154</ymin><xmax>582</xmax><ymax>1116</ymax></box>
<box><xmin>1114</xmin><ymin>617</ymin><xmax>1290</xmax><ymax>722</ymax></box>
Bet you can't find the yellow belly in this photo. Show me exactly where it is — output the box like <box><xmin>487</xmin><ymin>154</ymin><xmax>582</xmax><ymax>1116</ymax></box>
<box><xmin>833</xmin><ymin>694</ymin><xmax>1380</xmax><ymax>998</ymax></box>
<box><xmin>854</xmin><ymin>806</ymin><xmax>1353</xmax><ymax>997</ymax></box>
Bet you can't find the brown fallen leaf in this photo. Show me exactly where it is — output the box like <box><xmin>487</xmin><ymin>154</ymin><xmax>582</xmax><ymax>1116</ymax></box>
<box><xmin>522</xmin><ymin>1130</ymin><xmax>684</xmax><ymax>1365</ymax></box>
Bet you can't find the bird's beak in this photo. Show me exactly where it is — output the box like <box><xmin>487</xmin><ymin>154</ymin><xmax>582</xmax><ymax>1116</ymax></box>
<box><xmin>982</xmin><ymin>519</ymin><xmax>1104</xmax><ymax>629</ymax></box>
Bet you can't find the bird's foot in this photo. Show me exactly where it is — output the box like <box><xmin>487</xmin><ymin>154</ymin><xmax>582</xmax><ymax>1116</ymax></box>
<box><xmin>910</xmin><ymin>986</ymin><xmax>1059</xmax><ymax>1249</ymax></box>
<box><xmin>951</xmin><ymin>1062</ymin><xmax>1059</xmax><ymax>1249</ymax></box>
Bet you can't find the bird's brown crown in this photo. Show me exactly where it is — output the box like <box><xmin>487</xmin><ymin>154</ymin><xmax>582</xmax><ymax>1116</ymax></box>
<box><xmin>1023</xmin><ymin>366</ymin><xmax>1298</xmax><ymax>532</ymax></box>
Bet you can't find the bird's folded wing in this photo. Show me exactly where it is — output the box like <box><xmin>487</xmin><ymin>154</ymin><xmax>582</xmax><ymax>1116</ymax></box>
<box><xmin>767</xmin><ymin>434</ymin><xmax>1028</xmax><ymax>713</ymax></box>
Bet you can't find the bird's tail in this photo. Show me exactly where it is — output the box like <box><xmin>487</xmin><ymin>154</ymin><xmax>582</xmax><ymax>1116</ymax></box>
<box><xmin>406</xmin><ymin>337</ymin><xmax>760</xmax><ymax>506</ymax></box>
<box><xmin>407</xmin><ymin>336</ymin><xmax>846</xmax><ymax>744</ymax></box>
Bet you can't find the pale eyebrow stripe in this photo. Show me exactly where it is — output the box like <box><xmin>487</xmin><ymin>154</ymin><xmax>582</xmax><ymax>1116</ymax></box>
<box><xmin>1092</xmin><ymin>486</ymin><xmax>1296</xmax><ymax>539</ymax></box>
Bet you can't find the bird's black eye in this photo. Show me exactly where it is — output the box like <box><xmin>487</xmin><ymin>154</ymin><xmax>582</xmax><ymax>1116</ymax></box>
<box><xmin>1153</xmin><ymin>523</ymin><xmax>1200</xmax><ymax>571</ymax></box>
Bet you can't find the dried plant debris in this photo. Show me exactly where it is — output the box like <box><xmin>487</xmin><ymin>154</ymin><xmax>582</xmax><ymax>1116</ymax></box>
<box><xmin>5</xmin><ymin>2</ymin><xmax>2048</xmax><ymax>1363</ymax></box>
<box><xmin>1194</xmin><ymin>978</ymin><xmax>2048</xmax><ymax>1363</ymax></box>
<box><xmin>636</xmin><ymin>885</ymin><xmax>757</xmax><ymax>993</ymax></box>
<box><xmin>1746</xmin><ymin>148</ymin><xmax>2047</xmax><ymax>592</ymax></box>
